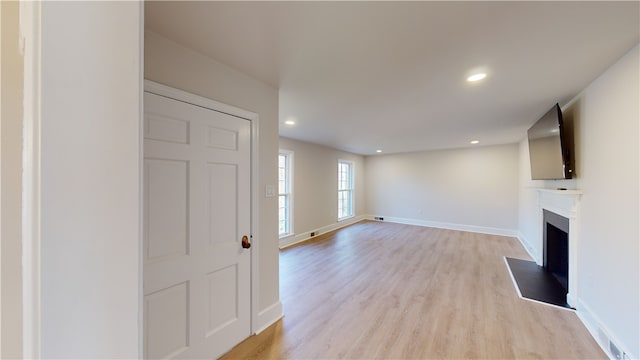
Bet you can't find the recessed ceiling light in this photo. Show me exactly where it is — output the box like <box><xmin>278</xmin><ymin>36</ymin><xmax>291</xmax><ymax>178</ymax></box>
<box><xmin>470</xmin><ymin>140</ymin><xmax>480</xmax><ymax>144</ymax></box>
<box><xmin>467</xmin><ymin>73</ymin><xmax>487</xmax><ymax>82</ymax></box>
<box><xmin>284</xmin><ymin>120</ymin><xmax>296</xmax><ymax>126</ymax></box>
<box><xmin>376</xmin><ymin>149</ymin><xmax>382</xmax><ymax>153</ymax></box>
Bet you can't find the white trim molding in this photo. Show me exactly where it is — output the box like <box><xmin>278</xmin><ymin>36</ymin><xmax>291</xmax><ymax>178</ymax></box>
<box><xmin>19</xmin><ymin>2</ymin><xmax>42</xmax><ymax>357</ymax></box>
<box><xmin>144</xmin><ymin>80</ymin><xmax>257</xmax><ymax>121</ymax></box>
<box><xmin>337</xmin><ymin>159</ymin><xmax>355</xmax><ymax>221</ymax></box>
<box><xmin>516</xmin><ymin>231</ymin><xmax>540</xmax><ymax>263</ymax></box>
<box><xmin>369</xmin><ymin>215</ymin><xmax>518</xmax><ymax>238</ymax></box>
<box><xmin>278</xmin><ymin>149</ymin><xmax>294</xmax><ymax>239</ymax></box>
<box><xmin>253</xmin><ymin>301</ymin><xmax>283</xmax><ymax>335</ymax></box>
<box><xmin>278</xmin><ymin>234</ymin><xmax>295</xmax><ymax>247</ymax></box>
<box><xmin>137</xmin><ymin>2</ymin><xmax>144</xmax><ymax>357</ymax></box>
<box><xmin>280</xmin><ymin>215</ymin><xmax>368</xmax><ymax>249</ymax></box>
<box><xmin>576</xmin><ymin>299</ymin><xmax>636</xmax><ymax>360</ymax></box>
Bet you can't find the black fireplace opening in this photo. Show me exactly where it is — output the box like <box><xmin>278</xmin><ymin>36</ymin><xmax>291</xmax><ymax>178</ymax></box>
<box><xmin>543</xmin><ymin>209</ymin><xmax>570</xmax><ymax>293</ymax></box>
<box><xmin>546</xmin><ymin>223</ymin><xmax>568</xmax><ymax>290</ymax></box>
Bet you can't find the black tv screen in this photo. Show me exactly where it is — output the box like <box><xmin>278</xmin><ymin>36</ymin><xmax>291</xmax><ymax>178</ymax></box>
<box><xmin>527</xmin><ymin>103</ymin><xmax>573</xmax><ymax>180</ymax></box>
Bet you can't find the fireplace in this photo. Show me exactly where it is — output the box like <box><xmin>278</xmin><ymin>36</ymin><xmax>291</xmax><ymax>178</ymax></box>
<box><xmin>543</xmin><ymin>209</ymin><xmax>569</xmax><ymax>292</ymax></box>
<box><xmin>537</xmin><ymin>189</ymin><xmax>582</xmax><ymax>308</ymax></box>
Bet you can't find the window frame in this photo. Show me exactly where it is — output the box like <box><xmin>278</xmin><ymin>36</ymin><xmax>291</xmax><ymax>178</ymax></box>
<box><xmin>278</xmin><ymin>149</ymin><xmax>294</xmax><ymax>238</ymax></box>
<box><xmin>337</xmin><ymin>159</ymin><xmax>355</xmax><ymax>221</ymax></box>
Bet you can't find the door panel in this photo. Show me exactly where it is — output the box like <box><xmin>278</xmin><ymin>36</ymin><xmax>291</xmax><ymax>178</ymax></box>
<box><xmin>144</xmin><ymin>159</ymin><xmax>188</xmax><ymax>261</ymax></box>
<box><xmin>207</xmin><ymin>126</ymin><xmax>238</xmax><ymax>150</ymax></box>
<box><xmin>144</xmin><ymin>282</ymin><xmax>189</xmax><ymax>359</ymax></box>
<box><xmin>206</xmin><ymin>265</ymin><xmax>239</xmax><ymax>335</ymax></box>
<box><xmin>143</xmin><ymin>91</ymin><xmax>251</xmax><ymax>359</ymax></box>
<box><xmin>145</xmin><ymin>113</ymin><xmax>189</xmax><ymax>144</ymax></box>
<box><xmin>208</xmin><ymin>163</ymin><xmax>237</xmax><ymax>245</ymax></box>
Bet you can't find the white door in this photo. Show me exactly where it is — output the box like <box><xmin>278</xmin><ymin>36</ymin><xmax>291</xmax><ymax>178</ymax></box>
<box><xmin>143</xmin><ymin>91</ymin><xmax>251</xmax><ymax>359</ymax></box>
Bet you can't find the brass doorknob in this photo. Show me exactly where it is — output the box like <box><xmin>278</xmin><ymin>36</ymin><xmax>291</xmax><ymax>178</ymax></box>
<box><xmin>241</xmin><ymin>235</ymin><xmax>251</xmax><ymax>249</ymax></box>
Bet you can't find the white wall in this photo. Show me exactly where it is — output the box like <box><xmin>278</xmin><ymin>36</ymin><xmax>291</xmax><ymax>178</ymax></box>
<box><xmin>1</xmin><ymin>2</ymin><xmax>23</xmax><ymax>357</ymax></box>
<box><xmin>366</xmin><ymin>144</ymin><xmax>520</xmax><ymax>234</ymax></box>
<box><xmin>279</xmin><ymin>137</ymin><xmax>365</xmax><ymax>242</ymax></box>
<box><xmin>38</xmin><ymin>2</ymin><xmax>142</xmax><ymax>358</ymax></box>
<box><xmin>518</xmin><ymin>45</ymin><xmax>639</xmax><ymax>358</ymax></box>
<box><xmin>145</xmin><ymin>32</ymin><xmax>282</xmax><ymax>327</ymax></box>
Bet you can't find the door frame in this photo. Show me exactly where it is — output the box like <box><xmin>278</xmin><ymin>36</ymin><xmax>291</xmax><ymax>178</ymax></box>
<box><xmin>20</xmin><ymin>1</ymin><xmax>42</xmax><ymax>358</ymax></box>
<box><xmin>142</xmin><ymin>80</ymin><xmax>262</xmax><ymax>340</ymax></box>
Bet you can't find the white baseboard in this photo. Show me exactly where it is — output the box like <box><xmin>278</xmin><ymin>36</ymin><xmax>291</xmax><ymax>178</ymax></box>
<box><xmin>253</xmin><ymin>301</ymin><xmax>283</xmax><ymax>335</ymax></box>
<box><xmin>279</xmin><ymin>215</ymin><xmax>368</xmax><ymax>249</ymax></box>
<box><xmin>369</xmin><ymin>215</ymin><xmax>518</xmax><ymax>238</ymax></box>
<box><xmin>576</xmin><ymin>299</ymin><xmax>636</xmax><ymax>360</ymax></box>
<box><xmin>516</xmin><ymin>231</ymin><xmax>541</xmax><ymax>264</ymax></box>
<box><xmin>278</xmin><ymin>234</ymin><xmax>295</xmax><ymax>247</ymax></box>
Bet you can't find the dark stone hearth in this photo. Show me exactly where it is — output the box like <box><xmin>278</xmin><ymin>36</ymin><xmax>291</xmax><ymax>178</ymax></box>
<box><xmin>506</xmin><ymin>257</ymin><xmax>572</xmax><ymax>309</ymax></box>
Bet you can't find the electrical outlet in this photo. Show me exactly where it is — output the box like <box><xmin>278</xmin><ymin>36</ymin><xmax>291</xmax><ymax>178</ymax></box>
<box><xmin>609</xmin><ymin>340</ymin><xmax>622</xmax><ymax>359</ymax></box>
<box><xmin>265</xmin><ymin>184</ymin><xmax>275</xmax><ymax>197</ymax></box>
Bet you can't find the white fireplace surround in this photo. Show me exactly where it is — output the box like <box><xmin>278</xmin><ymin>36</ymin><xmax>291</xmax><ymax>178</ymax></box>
<box><xmin>536</xmin><ymin>189</ymin><xmax>583</xmax><ymax>308</ymax></box>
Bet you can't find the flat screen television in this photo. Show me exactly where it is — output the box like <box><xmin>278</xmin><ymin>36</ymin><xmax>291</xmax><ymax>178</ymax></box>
<box><xmin>527</xmin><ymin>103</ymin><xmax>574</xmax><ymax>180</ymax></box>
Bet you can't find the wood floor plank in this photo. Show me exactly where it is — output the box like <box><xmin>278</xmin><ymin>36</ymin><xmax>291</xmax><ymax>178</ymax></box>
<box><xmin>221</xmin><ymin>221</ymin><xmax>605</xmax><ymax>359</ymax></box>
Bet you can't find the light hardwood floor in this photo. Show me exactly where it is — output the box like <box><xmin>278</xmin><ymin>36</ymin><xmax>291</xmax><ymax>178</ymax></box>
<box><xmin>221</xmin><ymin>221</ymin><xmax>605</xmax><ymax>359</ymax></box>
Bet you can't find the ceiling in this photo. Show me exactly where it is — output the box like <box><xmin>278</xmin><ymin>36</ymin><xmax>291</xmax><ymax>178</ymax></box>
<box><xmin>145</xmin><ymin>1</ymin><xmax>639</xmax><ymax>155</ymax></box>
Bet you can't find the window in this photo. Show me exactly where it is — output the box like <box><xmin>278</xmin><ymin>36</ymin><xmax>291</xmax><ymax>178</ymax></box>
<box><xmin>338</xmin><ymin>160</ymin><xmax>354</xmax><ymax>220</ymax></box>
<box><xmin>278</xmin><ymin>150</ymin><xmax>293</xmax><ymax>237</ymax></box>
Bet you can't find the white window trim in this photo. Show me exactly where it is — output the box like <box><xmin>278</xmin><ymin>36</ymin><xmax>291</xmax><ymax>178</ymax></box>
<box><xmin>337</xmin><ymin>159</ymin><xmax>355</xmax><ymax>221</ymax></box>
<box><xmin>278</xmin><ymin>149</ymin><xmax>294</xmax><ymax>238</ymax></box>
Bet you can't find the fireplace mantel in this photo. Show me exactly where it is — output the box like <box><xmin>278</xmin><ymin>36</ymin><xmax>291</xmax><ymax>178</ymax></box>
<box><xmin>536</xmin><ymin>188</ymin><xmax>583</xmax><ymax>308</ymax></box>
<box><xmin>538</xmin><ymin>189</ymin><xmax>583</xmax><ymax>215</ymax></box>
